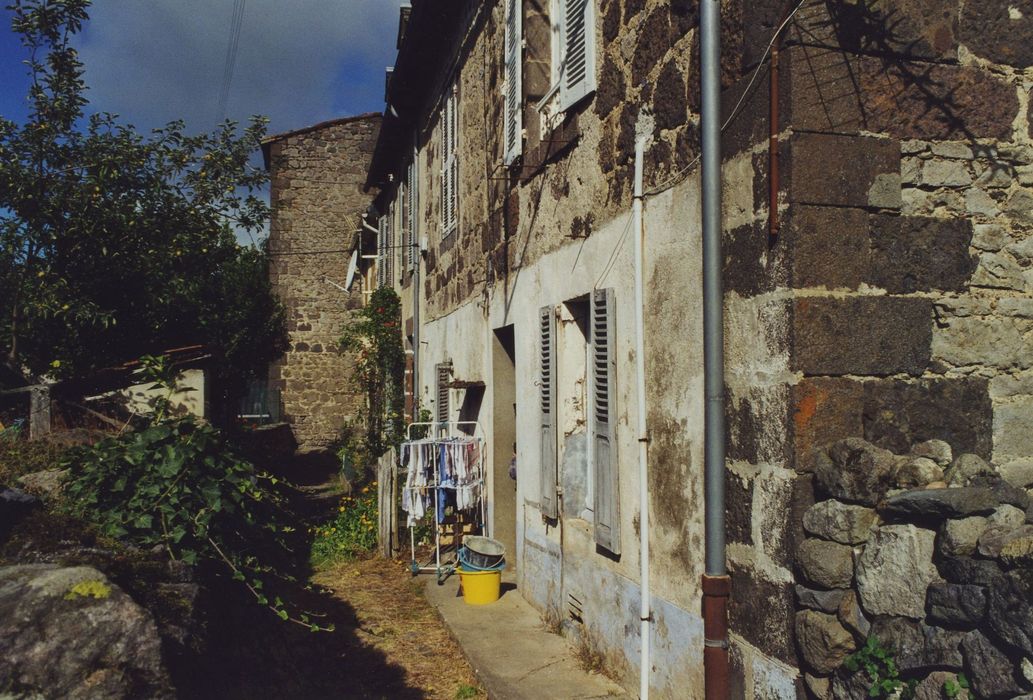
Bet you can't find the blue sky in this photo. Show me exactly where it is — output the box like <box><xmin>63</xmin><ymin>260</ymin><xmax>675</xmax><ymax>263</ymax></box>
<box><xmin>0</xmin><ymin>1</ymin><xmax>399</xmax><ymax>142</ymax></box>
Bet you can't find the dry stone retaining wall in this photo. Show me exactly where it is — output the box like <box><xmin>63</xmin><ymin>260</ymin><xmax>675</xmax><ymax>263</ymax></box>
<box><xmin>794</xmin><ymin>437</ymin><xmax>1033</xmax><ymax>699</ymax></box>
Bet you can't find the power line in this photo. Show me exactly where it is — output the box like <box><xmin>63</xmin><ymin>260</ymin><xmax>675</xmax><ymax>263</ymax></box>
<box><xmin>217</xmin><ymin>0</ymin><xmax>246</xmax><ymax>123</ymax></box>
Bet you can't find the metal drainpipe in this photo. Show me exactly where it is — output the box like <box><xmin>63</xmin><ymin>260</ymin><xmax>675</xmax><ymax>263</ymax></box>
<box><xmin>700</xmin><ymin>0</ymin><xmax>731</xmax><ymax>698</ymax></box>
<box><xmin>632</xmin><ymin>133</ymin><xmax>651</xmax><ymax>700</ymax></box>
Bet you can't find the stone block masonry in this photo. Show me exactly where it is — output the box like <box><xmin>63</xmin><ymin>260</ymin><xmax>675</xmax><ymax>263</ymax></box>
<box><xmin>719</xmin><ymin>0</ymin><xmax>1033</xmax><ymax>693</ymax></box>
<box><xmin>263</xmin><ymin>114</ymin><xmax>381</xmax><ymax>453</ymax></box>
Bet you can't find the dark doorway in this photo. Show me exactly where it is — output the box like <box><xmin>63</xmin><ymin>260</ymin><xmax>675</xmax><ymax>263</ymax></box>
<box><xmin>491</xmin><ymin>325</ymin><xmax>517</xmax><ymax>566</ymax></box>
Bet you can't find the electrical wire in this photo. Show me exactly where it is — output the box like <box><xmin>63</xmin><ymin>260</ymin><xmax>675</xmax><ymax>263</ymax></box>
<box><xmin>643</xmin><ymin>0</ymin><xmax>809</xmax><ymax>197</ymax></box>
<box><xmin>217</xmin><ymin>0</ymin><xmax>246</xmax><ymax>123</ymax></box>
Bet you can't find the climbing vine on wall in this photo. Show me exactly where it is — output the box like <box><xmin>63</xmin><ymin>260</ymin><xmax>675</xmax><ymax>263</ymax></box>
<box><xmin>339</xmin><ymin>287</ymin><xmax>405</xmax><ymax>468</ymax></box>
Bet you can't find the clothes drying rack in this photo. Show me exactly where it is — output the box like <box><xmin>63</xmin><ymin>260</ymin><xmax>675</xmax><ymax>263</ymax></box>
<box><xmin>402</xmin><ymin>420</ymin><xmax>487</xmax><ymax>584</ymax></box>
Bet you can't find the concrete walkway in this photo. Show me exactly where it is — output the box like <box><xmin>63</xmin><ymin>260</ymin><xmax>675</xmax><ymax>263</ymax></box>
<box><xmin>424</xmin><ymin>571</ymin><xmax>629</xmax><ymax>700</ymax></box>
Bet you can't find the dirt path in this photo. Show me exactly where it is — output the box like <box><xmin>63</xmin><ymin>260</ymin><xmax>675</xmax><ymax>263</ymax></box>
<box><xmin>312</xmin><ymin>557</ymin><xmax>482</xmax><ymax>700</ymax></box>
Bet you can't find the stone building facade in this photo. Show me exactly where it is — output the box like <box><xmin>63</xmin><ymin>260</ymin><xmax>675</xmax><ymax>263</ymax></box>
<box><xmin>262</xmin><ymin>114</ymin><xmax>381</xmax><ymax>453</ymax></box>
<box><xmin>362</xmin><ymin>0</ymin><xmax>1033</xmax><ymax>697</ymax></box>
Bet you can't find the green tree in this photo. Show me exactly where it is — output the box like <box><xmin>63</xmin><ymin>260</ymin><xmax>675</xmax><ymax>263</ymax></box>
<box><xmin>0</xmin><ymin>0</ymin><xmax>285</xmax><ymax>409</ymax></box>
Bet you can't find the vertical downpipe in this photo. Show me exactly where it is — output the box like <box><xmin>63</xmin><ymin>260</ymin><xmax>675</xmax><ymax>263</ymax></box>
<box><xmin>632</xmin><ymin>134</ymin><xmax>650</xmax><ymax>699</ymax></box>
<box><xmin>700</xmin><ymin>0</ymin><xmax>731</xmax><ymax>698</ymax></box>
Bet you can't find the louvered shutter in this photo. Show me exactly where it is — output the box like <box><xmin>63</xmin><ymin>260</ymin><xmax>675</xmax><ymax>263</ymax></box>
<box><xmin>435</xmin><ymin>362</ymin><xmax>451</xmax><ymax>424</ymax></box>
<box><xmin>386</xmin><ymin>204</ymin><xmax>392</xmax><ymax>287</ymax></box>
<box><xmin>503</xmin><ymin>0</ymin><xmax>522</xmax><ymax>165</ymax></box>
<box><xmin>540</xmin><ymin>305</ymin><xmax>558</xmax><ymax>519</ymax></box>
<box><xmin>558</xmin><ymin>0</ymin><xmax>596</xmax><ymax>111</ymax></box>
<box><xmin>448</xmin><ymin>89</ymin><xmax>458</xmax><ymax>234</ymax></box>
<box><xmin>400</xmin><ymin>180</ymin><xmax>410</xmax><ymax>275</ymax></box>
<box><xmin>591</xmin><ymin>288</ymin><xmax>619</xmax><ymax>553</ymax></box>
<box><xmin>377</xmin><ymin>215</ymin><xmax>387</xmax><ymax>288</ymax></box>
<box><xmin>440</xmin><ymin>86</ymin><xmax>458</xmax><ymax>237</ymax></box>
<box><xmin>406</xmin><ymin>158</ymin><xmax>418</xmax><ymax>270</ymax></box>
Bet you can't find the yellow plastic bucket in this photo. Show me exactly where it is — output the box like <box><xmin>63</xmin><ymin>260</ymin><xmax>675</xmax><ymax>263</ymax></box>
<box><xmin>458</xmin><ymin>567</ymin><xmax>501</xmax><ymax>605</ymax></box>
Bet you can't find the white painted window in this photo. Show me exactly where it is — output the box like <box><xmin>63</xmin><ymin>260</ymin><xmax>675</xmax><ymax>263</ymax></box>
<box><xmin>550</xmin><ymin>0</ymin><xmax>597</xmax><ymax>112</ymax></box>
<box><xmin>503</xmin><ymin>0</ymin><xmax>522</xmax><ymax>165</ymax></box>
<box><xmin>440</xmin><ymin>82</ymin><xmax>459</xmax><ymax>239</ymax></box>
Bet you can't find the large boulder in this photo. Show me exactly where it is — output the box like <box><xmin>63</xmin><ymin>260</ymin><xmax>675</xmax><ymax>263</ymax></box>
<box><xmin>796</xmin><ymin>538</ymin><xmax>855</xmax><ymax>589</ymax></box>
<box><xmin>803</xmin><ymin>500</ymin><xmax>877</xmax><ymax>545</ymax></box>
<box><xmin>796</xmin><ymin>585</ymin><xmax>848</xmax><ymax>614</ymax></box>
<box><xmin>987</xmin><ymin>568</ymin><xmax>1033</xmax><ymax>657</ymax></box>
<box><xmin>893</xmin><ymin>457</ymin><xmax>945</xmax><ymax>489</ymax></box>
<box><xmin>795</xmin><ymin>610</ymin><xmax>857</xmax><ymax>675</ymax></box>
<box><xmin>868</xmin><ymin>617</ymin><xmax>965</xmax><ymax>673</ymax></box>
<box><xmin>937</xmin><ymin>555</ymin><xmax>1005</xmax><ymax>587</ymax></box>
<box><xmin>856</xmin><ymin>524</ymin><xmax>937</xmax><ymax>618</ymax></box>
<box><xmin>970</xmin><ymin>474</ymin><xmax>1031</xmax><ymax>511</ymax></box>
<box><xmin>0</xmin><ymin>564</ymin><xmax>175</xmax><ymax>699</ymax></box>
<box><xmin>960</xmin><ymin>631</ymin><xmax>1025</xmax><ymax>699</ymax></box>
<box><xmin>945</xmin><ymin>453</ymin><xmax>996</xmax><ymax>486</ymax></box>
<box><xmin>940</xmin><ymin>516</ymin><xmax>989</xmax><ymax>556</ymax></box>
<box><xmin>910</xmin><ymin>439</ymin><xmax>953</xmax><ymax>468</ymax></box>
<box><xmin>815</xmin><ymin>439</ymin><xmax>899</xmax><ymax>506</ymax></box>
<box><xmin>978</xmin><ymin>523</ymin><xmax>1033</xmax><ymax>562</ymax></box>
<box><xmin>16</xmin><ymin>468</ymin><xmax>67</xmax><ymax>501</ymax></box>
<box><xmin>925</xmin><ymin>582</ymin><xmax>987</xmax><ymax>627</ymax></box>
<box><xmin>879</xmin><ymin>487</ymin><xmax>999</xmax><ymax>520</ymax></box>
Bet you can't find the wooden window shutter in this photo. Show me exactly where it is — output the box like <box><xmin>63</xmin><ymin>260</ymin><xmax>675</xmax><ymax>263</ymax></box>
<box><xmin>387</xmin><ymin>203</ymin><xmax>396</xmax><ymax>286</ymax></box>
<box><xmin>406</xmin><ymin>158</ymin><xmax>418</xmax><ymax>270</ymax></box>
<box><xmin>591</xmin><ymin>288</ymin><xmax>619</xmax><ymax>553</ymax></box>
<box><xmin>539</xmin><ymin>305</ymin><xmax>558</xmax><ymax>519</ymax></box>
<box><xmin>400</xmin><ymin>180</ymin><xmax>410</xmax><ymax>275</ymax></box>
<box><xmin>558</xmin><ymin>0</ymin><xmax>596</xmax><ymax>111</ymax></box>
<box><xmin>435</xmin><ymin>362</ymin><xmax>451</xmax><ymax>424</ymax></box>
<box><xmin>503</xmin><ymin>0</ymin><xmax>522</xmax><ymax>166</ymax></box>
<box><xmin>377</xmin><ymin>215</ymin><xmax>388</xmax><ymax>288</ymax></box>
<box><xmin>440</xmin><ymin>85</ymin><xmax>458</xmax><ymax>237</ymax></box>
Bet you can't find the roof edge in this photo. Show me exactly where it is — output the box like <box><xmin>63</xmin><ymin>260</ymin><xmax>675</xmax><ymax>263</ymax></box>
<box><xmin>261</xmin><ymin>112</ymin><xmax>382</xmax><ymax>146</ymax></box>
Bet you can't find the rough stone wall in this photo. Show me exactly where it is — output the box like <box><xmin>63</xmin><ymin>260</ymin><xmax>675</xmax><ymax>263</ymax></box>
<box><xmin>265</xmin><ymin>115</ymin><xmax>380</xmax><ymax>452</ymax></box>
<box><xmin>793</xmin><ymin>437</ymin><xmax>1033</xmax><ymax>699</ymax></box>
<box><xmin>720</xmin><ymin>0</ymin><xmax>1033</xmax><ymax>694</ymax></box>
<box><xmin>418</xmin><ymin>0</ymin><xmax>702</xmax><ymax>323</ymax></box>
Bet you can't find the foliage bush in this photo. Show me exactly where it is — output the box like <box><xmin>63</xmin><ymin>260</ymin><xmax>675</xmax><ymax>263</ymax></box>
<box><xmin>310</xmin><ymin>483</ymin><xmax>379</xmax><ymax>567</ymax></box>
<box><xmin>843</xmin><ymin>636</ymin><xmax>917</xmax><ymax>699</ymax></box>
<box><xmin>61</xmin><ymin>356</ymin><xmax>329</xmax><ymax>630</ymax></box>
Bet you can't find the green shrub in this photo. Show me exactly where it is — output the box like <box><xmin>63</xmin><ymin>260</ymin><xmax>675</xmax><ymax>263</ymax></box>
<box><xmin>61</xmin><ymin>416</ymin><xmax>328</xmax><ymax>629</ymax></box>
<box><xmin>843</xmin><ymin>636</ymin><xmax>917</xmax><ymax>699</ymax></box>
<box><xmin>310</xmin><ymin>483</ymin><xmax>378</xmax><ymax>567</ymax></box>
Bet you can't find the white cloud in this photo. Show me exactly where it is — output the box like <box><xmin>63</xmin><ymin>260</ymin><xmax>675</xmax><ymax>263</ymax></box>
<box><xmin>76</xmin><ymin>0</ymin><xmax>400</xmax><ymax>135</ymax></box>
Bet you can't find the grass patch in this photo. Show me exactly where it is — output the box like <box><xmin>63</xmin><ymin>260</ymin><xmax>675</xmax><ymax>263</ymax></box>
<box><xmin>454</xmin><ymin>683</ymin><xmax>481</xmax><ymax>699</ymax></box>
<box><xmin>310</xmin><ymin>483</ymin><xmax>378</xmax><ymax>568</ymax></box>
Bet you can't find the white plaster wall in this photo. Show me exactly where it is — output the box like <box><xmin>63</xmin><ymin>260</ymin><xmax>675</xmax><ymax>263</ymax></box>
<box><xmin>122</xmin><ymin>368</ymin><xmax>206</xmax><ymax>419</ymax></box>
<box><xmin>416</xmin><ymin>166</ymin><xmax>708</xmax><ymax>696</ymax></box>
